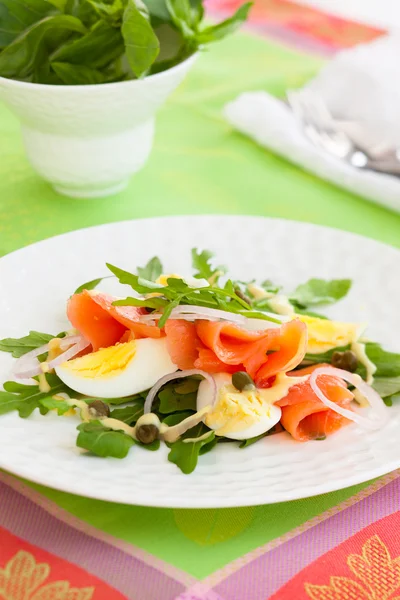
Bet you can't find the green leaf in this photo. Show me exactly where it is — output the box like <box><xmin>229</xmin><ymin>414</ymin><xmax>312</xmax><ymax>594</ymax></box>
<box><xmin>239</xmin><ymin>424</ymin><xmax>280</xmax><ymax>448</ymax></box>
<box><xmin>293</xmin><ymin>308</ymin><xmax>329</xmax><ymax>320</ymax></box>
<box><xmin>290</xmin><ymin>278</ymin><xmax>352</xmax><ymax>309</ymax></box>
<box><xmin>74</xmin><ymin>277</ymin><xmax>104</xmax><ymax>294</ymax></box>
<box><xmin>76</xmin><ymin>420</ymin><xmax>135</xmax><ymax>458</ymax></box>
<box><xmin>158</xmin><ymin>379</ymin><xmax>198</xmax><ymax>414</ymax></box>
<box><xmin>304</xmin><ymin>345</ymin><xmax>350</xmax><ymax>365</ymax></box>
<box><xmin>0</xmin><ymin>0</ymin><xmax>55</xmax><ymax>48</ymax></box>
<box><xmin>0</xmin><ymin>330</ymin><xmax>61</xmax><ymax>358</ymax></box>
<box><xmin>51</xmin><ymin>20</ymin><xmax>124</xmax><ymax>69</ymax></box>
<box><xmin>52</xmin><ymin>61</ymin><xmax>108</xmax><ymax>83</ymax></box>
<box><xmin>137</xmin><ymin>438</ymin><xmax>160</xmax><ymax>451</ymax></box>
<box><xmin>364</xmin><ymin>343</ymin><xmax>400</xmax><ymax>378</ymax></box>
<box><xmin>162</xmin><ymin>410</ymin><xmax>194</xmax><ymax>426</ymax></box>
<box><xmin>40</xmin><ymin>396</ymin><xmax>71</xmax><ymax>415</ymax></box>
<box><xmin>0</xmin><ymin>14</ymin><xmax>86</xmax><ymax>79</ymax></box>
<box><xmin>137</xmin><ymin>256</ymin><xmax>163</xmax><ymax>281</ymax></box>
<box><xmin>191</xmin><ymin>248</ymin><xmax>226</xmax><ymax>283</ymax></box>
<box><xmin>113</xmin><ymin>296</ymin><xmax>168</xmax><ymax>309</ymax></box>
<box><xmin>122</xmin><ymin>0</ymin><xmax>160</xmax><ymax>77</ymax></box>
<box><xmin>0</xmin><ymin>373</ymin><xmax>75</xmax><ymax>418</ymax></box>
<box><xmin>158</xmin><ymin>297</ymin><xmax>180</xmax><ymax>328</ymax></box>
<box><xmin>45</xmin><ymin>0</ymin><xmax>68</xmax><ymax>10</ymax></box>
<box><xmin>85</xmin><ymin>392</ymin><xmax>147</xmax><ymax>405</ymax></box>
<box><xmin>106</xmin><ymin>263</ymin><xmax>166</xmax><ymax>294</ymax></box>
<box><xmin>109</xmin><ymin>403</ymin><xmax>144</xmax><ymax>424</ymax></box>
<box><xmin>372</xmin><ymin>377</ymin><xmax>400</xmax><ymax>399</ymax></box>
<box><xmin>165</xmin><ymin>0</ymin><xmax>194</xmax><ymax>37</ymax></box>
<box><xmin>87</xmin><ymin>0</ymin><xmax>124</xmax><ymax>24</ymax></box>
<box><xmin>167</xmin><ymin>423</ymin><xmax>215</xmax><ymax>474</ymax></box>
<box><xmin>142</xmin><ymin>0</ymin><xmax>171</xmax><ymax>23</ymax></box>
<box><xmin>195</xmin><ymin>1</ymin><xmax>251</xmax><ymax>43</ymax></box>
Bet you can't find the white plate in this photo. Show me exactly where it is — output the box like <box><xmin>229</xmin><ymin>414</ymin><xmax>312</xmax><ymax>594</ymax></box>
<box><xmin>0</xmin><ymin>215</ymin><xmax>399</xmax><ymax>508</ymax></box>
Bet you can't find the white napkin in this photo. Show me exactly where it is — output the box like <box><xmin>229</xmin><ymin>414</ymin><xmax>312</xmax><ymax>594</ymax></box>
<box><xmin>223</xmin><ymin>35</ymin><xmax>400</xmax><ymax>214</ymax></box>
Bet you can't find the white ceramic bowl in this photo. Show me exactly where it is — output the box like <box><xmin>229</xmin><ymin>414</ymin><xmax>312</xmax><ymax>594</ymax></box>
<box><xmin>0</xmin><ymin>56</ymin><xmax>196</xmax><ymax>198</ymax></box>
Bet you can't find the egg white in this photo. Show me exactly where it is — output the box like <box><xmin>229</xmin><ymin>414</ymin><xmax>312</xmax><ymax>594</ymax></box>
<box><xmin>55</xmin><ymin>337</ymin><xmax>177</xmax><ymax>398</ymax></box>
<box><xmin>197</xmin><ymin>373</ymin><xmax>282</xmax><ymax>440</ymax></box>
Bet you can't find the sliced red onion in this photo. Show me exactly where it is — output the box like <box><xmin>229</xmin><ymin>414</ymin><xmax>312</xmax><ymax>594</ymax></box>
<box><xmin>144</xmin><ymin>369</ymin><xmax>216</xmax><ymax>414</ymax></box>
<box><xmin>47</xmin><ymin>336</ymin><xmax>90</xmax><ymax>370</ymax></box>
<box><xmin>309</xmin><ymin>366</ymin><xmax>389</xmax><ymax>431</ymax></box>
<box><xmin>140</xmin><ymin>305</ymin><xmax>284</xmax><ymax>327</ymax></box>
<box><xmin>14</xmin><ymin>334</ymin><xmax>89</xmax><ymax>380</ymax></box>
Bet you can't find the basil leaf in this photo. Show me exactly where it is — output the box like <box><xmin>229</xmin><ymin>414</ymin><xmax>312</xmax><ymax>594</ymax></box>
<box><xmin>52</xmin><ymin>61</ymin><xmax>108</xmax><ymax>83</ymax></box>
<box><xmin>290</xmin><ymin>278</ymin><xmax>352</xmax><ymax>309</ymax></box>
<box><xmin>137</xmin><ymin>256</ymin><xmax>163</xmax><ymax>281</ymax></box>
<box><xmin>0</xmin><ymin>15</ymin><xmax>87</xmax><ymax>79</ymax></box>
<box><xmin>77</xmin><ymin>420</ymin><xmax>135</xmax><ymax>458</ymax></box>
<box><xmin>0</xmin><ymin>330</ymin><xmax>64</xmax><ymax>358</ymax></box>
<box><xmin>167</xmin><ymin>423</ymin><xmax>215</xmax><ymax>474</ymax></box>
<box><xmin>122</xmin><ymin>0</ymin><xmax>160</xmax><ymax>78</ymax></box>
<box><xmin>166</xmin><ymin>0</ymin><xmax>194</xmax><ymax>37</ymax></box>
<box><xmin>142</xmin><ymin>0</ymin><xmax>171</xmax><ymax>22</ymax></box>
<box><xmin>87</xmin><ymin>0</ymin><xmax>124</xmax><ymax>24</ymax></box>
<box><xmin>109</xmin><ymin>403</ymin><xmax>144</xmax><ymax>424</ymax></box>
<box><xmin>195</xmin><ymin>1</ymin><xmax>251</xmax><ymax>43</ymax></box>
<box><xmin>0</xmin><ymin>0</ymin><xmax>54</xmax><ymax>48</ymax></box>
<box><xmin>52</xmin><ymin>20</ymin><xmax>124</xmax><ymax>69</ymax></box>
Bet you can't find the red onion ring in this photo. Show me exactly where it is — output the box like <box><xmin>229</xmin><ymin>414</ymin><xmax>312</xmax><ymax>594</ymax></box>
<box><xmin>144</xmin><ymin>369</ymin><xmax>216</xmax><ymax>414</ymax></box>
<box><xmin>14</xmin><ymin>334</ymin><xmax>90</xmax><ymax>380</ymax></box>
<box><xmin>309</xmin><ymin>366</ymin><xmax>389</xmax><ymax>431</ymax></box>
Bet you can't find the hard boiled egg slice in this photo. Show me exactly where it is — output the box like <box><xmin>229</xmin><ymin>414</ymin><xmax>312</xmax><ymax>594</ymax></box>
<box><xmin>55</xmin><ymin>337</ymin><xmax>177</xmax><ymax>398</ymax></box>
<box><xmin>297</xmin><ymin>315</ymin><xmax>366</xmax><ymax>354</ymax></box>
<box><xmin>197</xmin><ymin>373</ymin><xmax>282</xmax><ymax>440</ymax></box>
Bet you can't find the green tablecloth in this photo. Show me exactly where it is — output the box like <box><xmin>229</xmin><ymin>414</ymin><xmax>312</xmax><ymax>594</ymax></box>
<box><xmin>1</xmin><ymin>29</ymin><xmax>400</xmax><ymax>584</ymax></box>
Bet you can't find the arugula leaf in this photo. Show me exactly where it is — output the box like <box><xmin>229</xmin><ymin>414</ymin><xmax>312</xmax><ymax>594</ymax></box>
<box><xmin>109</xmin><ymin>403</ymin><xmax>144</xmax><ymax>424</ymax></box>
<box><xmin>167</xmin><ymin>423</ymin><xmax>215</xmax><ymax>474</ymax></box>
<box><xmin>74</xmin><ymin>277</ymin><xmax>104</xmax><ymax>294</ymax></box>
<box><xmin>106</xmin><ymin>263</ymin><xmax>166</xmax><ymax>294</ymax></box>
<box><xmin>364</xmin><ymin>343</ymin><xmax>400</xmax><ymax>378</ymax></box>
<box><xmin>40</xmin><ymin>396</ymin><xmax>71</xmax><ymax>415</ymax></box>
<box><xmin>76</xmin><ymin>420</ymin><xmax>135</xmax><ymax>458</ymax></box>
<box><xmin>239</xmin><ymin>424</ymin><xmax>281</xmax><ymax>448</ymax></box>
<box><xmin>195</xmin><ymin>1</ymin><xmax>251</xmax><ymax>43</ymax></box>
<box><xmin>137</xmin><ymin>256</ymin><xmax>163</xmax><ymax>281</ymax></box>
<box><xmin>162</xmin><ymin>410</ymin><xmax>193</xmax><ymax>426</ymax></box>
<box><xmin>303</xmin><ymin>345</ymin><xmax>350</xmax><ymax>366</ymax></box>
<box><xmin>122</xmin><ymin>0</ymin><xmax>160</xmax><ymax>78</ymax></box>
<box><xmin>113</xmin><ymin>296</ymin><xmax>168</xmax><ymax>309</ymax></box>
<box><xmin>137</xmin><ymin>438</ymin><xmax>161</xmax><ymax>451</ymax></box>
<box><xmin>0</xmin><ymin>15</ymin><xmax>87</xmax><ymax>79</ymax></box>
<box><xmin>0</xmin><ymin>330</ymin><xmax>64</xmax><ymax>358</ymax></box>
<box><xmin>290</xmin><ymin>278</ymin><xmax>352</xmax><ymax>309</ymax></box>
<box><xmin>191</xmin><ymin>248</ymin><xmax>226</xmax><ymax>283</ymax></box>
<box><xmin>158</xmin><ymin>378</ymin><xmax>199</xmax><ymax>414</ymax></box>
<box><xmin>372</xmin><ymin>377</ymin><xmax>400</xmax><ymax>399</ymax></box>
<box><xmin>0</xmin><ymin>373</ymin><xmax>75</xmax><ymax>418</ymax></box>
<box><xmin>85</xmin><ymin>392</ymin><xmax>147</xmax><ymax>405</ymax></box>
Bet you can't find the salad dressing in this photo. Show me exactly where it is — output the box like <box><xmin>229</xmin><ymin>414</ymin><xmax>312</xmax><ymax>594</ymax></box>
<box><xmin>351</xmin><ymin>341</ymin><xmax>377</xmax><ymax>384</ymax></box>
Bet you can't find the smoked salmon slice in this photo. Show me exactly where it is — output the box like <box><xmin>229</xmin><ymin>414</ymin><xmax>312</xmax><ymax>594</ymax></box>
<box><xmin>276</xmin><ymin>364</ymin><xmax>354</xmax><ymax>441</ymax></box>
<box><xmin>195</xmin><ymin>319</ymin><xmax>307</xmax><ymax>383</ymax></box>
<box><xmin>67</xmin><ymin>291</ymin><xmax>161</xmax><ymax>351</ymax></box>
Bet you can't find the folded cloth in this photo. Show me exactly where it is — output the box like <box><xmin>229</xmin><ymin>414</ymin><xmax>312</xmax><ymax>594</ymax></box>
<box><xmin>223</xmin><ymin>35</ymin><xmax>400</xmax><ymax>214</ymax></box>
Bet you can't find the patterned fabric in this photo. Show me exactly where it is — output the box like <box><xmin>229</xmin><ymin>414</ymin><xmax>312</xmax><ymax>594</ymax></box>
<box><xmin>207</xmin><ymin>0</ymin><xmax>384</xmax><ymax>55</ymax></box>
<box><xmin>1</xmin><ymin>471</ymin><xmax>400</xmax><ymax>599</ymax></box>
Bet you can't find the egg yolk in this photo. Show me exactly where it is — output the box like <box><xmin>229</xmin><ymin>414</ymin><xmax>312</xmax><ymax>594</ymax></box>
<box><xmin>206</xmin><ymin>385</ymin><xmax>272</xmax><ymax>436</ymax></box>
<box><xmin>60</xmin><ymin>341</ymin><xmax>136</xmax><ymax>379</ymax></box>
<box><xmin>298</xmin><ymin>315</ymin><xmax>363</xmax><ymax>354</ymax></box>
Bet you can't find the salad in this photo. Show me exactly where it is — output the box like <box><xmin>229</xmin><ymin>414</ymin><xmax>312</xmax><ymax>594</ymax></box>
<box><xmin>0</xmin><ymin>249</ymin><xmax>398</xmax><ymax>474</ymax></box>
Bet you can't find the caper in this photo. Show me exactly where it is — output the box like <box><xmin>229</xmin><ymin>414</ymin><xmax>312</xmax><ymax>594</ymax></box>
<box><xmin>88</xmin><ymin>399</ymin><xmax>110</xmax><ymax>418</ymax></box>
<box><xmin>331</xmin><ymin>350</ymin><xmax>358</xmax><ymax>372</ymax></box>
<box><xmin>136</xmin><ymin>424</ymin><xmax>159</xmax><ymax>445</ymax></box>
<box><xmin>234</xmin><ymin>288</ymin><xmax>252</xmax><ymax>306</ymax></box>
<box><xmin>232</xmin><ymin>371</ymin><xmax>256</xmax><ymax>392</ymax></box>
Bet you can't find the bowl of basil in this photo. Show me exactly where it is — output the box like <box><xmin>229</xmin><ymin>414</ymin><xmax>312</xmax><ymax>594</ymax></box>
<box><xmin>0</xmin><ymin>0</ymin><xmax>250</xmax><ymax>198</ymax></box>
